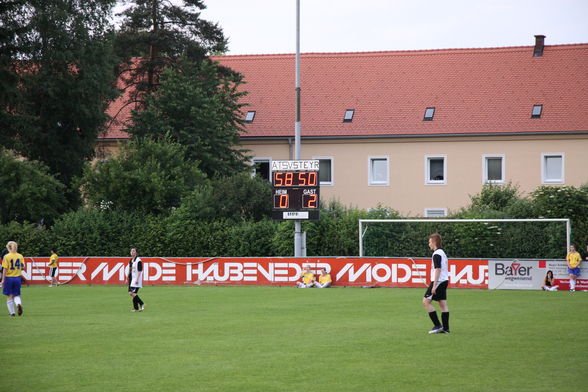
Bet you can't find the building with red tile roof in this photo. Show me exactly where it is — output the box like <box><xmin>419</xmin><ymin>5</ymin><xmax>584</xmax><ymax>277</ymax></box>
<box><xmin>211</xmin><ymin>42</ymin><xmax>588</xmax><ymax>139</ymax></box>
<box><xmin>99</xmin><ymin>36</ymin><xmax>588</xmax><ymax>215</ymax></box>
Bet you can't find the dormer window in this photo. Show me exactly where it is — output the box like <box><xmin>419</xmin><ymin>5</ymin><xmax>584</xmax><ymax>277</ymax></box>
<box><xmin>423</xmin><ymin>107</ymin><xmax>435</xmax><ymax>121</ymax></box>
<box><xmin>531</xmin><ymin>105</ymin><xmax>542</xmax><ymax>118</ymax></box>
<box><xmin>245</xmin><ymin>111</ymin><xmax>256</xmax><ymax>123</ymax></box>
<box><xmin>343</xmin><ymin>109</ymin><xmax>355</xmax><ymax>122</ymax></box>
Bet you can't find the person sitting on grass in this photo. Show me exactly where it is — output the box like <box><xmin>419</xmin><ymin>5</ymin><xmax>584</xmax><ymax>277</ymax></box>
<box><xmin>541</xmin><ymin>270</ymin><xmax>559</xmax><ymax>291</ymax></box>
<box><xmin>315</xmin><ymin>267</ymin><xmax>332</xmax><ymax>288</ymax></box>
<box><xmin>296</xmin><ymin>265</ymin><xmax>315</xmax><ymax>288</ymax></box>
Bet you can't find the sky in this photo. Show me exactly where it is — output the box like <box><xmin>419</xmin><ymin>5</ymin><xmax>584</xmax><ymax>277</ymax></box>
<box><xmin>200</xmin><ymin>0</ymin><xmax>588</xmax><ymax>55</ymax></box>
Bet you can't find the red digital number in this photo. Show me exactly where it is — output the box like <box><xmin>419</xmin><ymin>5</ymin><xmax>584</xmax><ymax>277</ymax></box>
<box><xmin>298</xmin><ymin>172</ymin><xmax>307</xmax><ymax>186</ymax></box>
<box><xmin>308</xmin><ymin>194</ymin><xmax>317</xmax><ymax>208</ymax></box>
<box><xmin>278</xmin><ymin>194</ymin><xmax>289</xmax><ymax>208</ymax></box>
<box><xmin>274</xmin><ymin>171</ymin><xmax>317</xmax><ymax>187</ymax></box>
<box><xmin>285</xmin><ymin>172</ymin><xmax>293</xmax><ymax>186</ymax></box>
<box><xmin>274</xmin><ymin>172</ymin><xmax>283</xmax><ymax>186</ymax></box>
<box><xmin>303</xmin><ymin>194</ymin><xmax>317</xmax><ymax>208</ymax></box>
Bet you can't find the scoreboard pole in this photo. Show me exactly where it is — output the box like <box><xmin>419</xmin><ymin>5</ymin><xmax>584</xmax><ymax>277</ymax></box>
<box><xmin>294</xmin><ymin>0</ymin><xmax>302</xmax><ymax>257</ymax></box>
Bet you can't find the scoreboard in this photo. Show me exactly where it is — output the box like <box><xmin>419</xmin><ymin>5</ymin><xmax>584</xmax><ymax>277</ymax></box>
<box><xmin>271</xmin><ymin>160</ymin><xmax>320</xmax><ymax>220</ymax></box>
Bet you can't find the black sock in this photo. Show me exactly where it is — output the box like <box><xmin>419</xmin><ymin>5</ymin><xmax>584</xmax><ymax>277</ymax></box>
<box><xmin>441</xmin><ymin>312</ymin><xmax>450</xmax><ymax>331</ymax></box>
<box><xmin>132</xmin><ymin>296</ymin><xmax>139</xmax><ymax>310</ymax></box>
<box><xmin>136</xmin><ymin>296</ymin><xmax>144</xmax><ymax>306</ymax></box>
<box><xmin>428</xmin><ymin>311</ymin><xmax>441</xmax><ymax>327</ymax></box>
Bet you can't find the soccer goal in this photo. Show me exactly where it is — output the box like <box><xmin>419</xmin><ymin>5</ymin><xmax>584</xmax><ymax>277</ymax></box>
<box><xmin>358</xmin><ymin>218</ymin><xmax>571</xmax><ymax>259</ymax></box>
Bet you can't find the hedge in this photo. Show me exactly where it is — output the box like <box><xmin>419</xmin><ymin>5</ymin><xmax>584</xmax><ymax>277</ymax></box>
<box><xmin>1</xmin><ymin>185</ymin><xmax>586</xmax><ymax>259</ymax></box>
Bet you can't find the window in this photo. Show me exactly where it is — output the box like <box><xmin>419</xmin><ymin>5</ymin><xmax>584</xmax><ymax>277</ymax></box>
<box><xmin>343</xmin><ymin>109</ymin><xmax>355</xmax><ymax>122</ymax></box>
<box><xmin>483</xmin><ymin>155</ymin><xmax>505</xmax><ymax>184</ymax></box>
<box><xmin>368</xmin><ymin>156</ymin><xmax>389</xmax><ymax>186</ymax></box>
<box><xmin>252</xmin><ymin>158</ymin><xmax>270</xmax><ymax>181</ymax></box>
<box><xmin>423</xmin><ymin>107</ymin><xmax>435</xmax><ymax>121</ymax></box>
<box><xmin>314</xmin><ymin>157</ymin><xmax>333</xmax><ymax>185</ymax></box>
<box><xmin>531</xmin><ymin>105</ymin><xmax>542</xmax><ymax>118</ymax></box>
<box><xmin>542</xmin><ymin>154</ymin><xmax>564</xmax><ymax>184</ymax></box>
<box><xmin>425</xmin><ymin>155</ymin><xmax>446</xmax><ymax>185</ymax></box>
<box><xmin>425</xmin><ymin>208</ymin><xmax>447</xmax><ymax>218</ymax></box>
<box><xmin>245</xmin><ymin>111</ymin><xmax>256</xmax><ymax>123</ymax></box>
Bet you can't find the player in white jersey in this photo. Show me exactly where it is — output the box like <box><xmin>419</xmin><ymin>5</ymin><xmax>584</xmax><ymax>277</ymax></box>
<box><xmin>125</xmin><ymin>247</ymin><xmax>145</xmax><ymax>312</ymax></box>
<box><xmin>422</xmin><ymin>233</ymin><xmax>450</xmax><ymax>334</ymax></box>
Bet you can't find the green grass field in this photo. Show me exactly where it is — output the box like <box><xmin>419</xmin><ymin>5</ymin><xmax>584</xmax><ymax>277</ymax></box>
<box><xmin>2</xmin><ymin>285</ymin><xmax>587</xmax><ymax>391</ymax></box>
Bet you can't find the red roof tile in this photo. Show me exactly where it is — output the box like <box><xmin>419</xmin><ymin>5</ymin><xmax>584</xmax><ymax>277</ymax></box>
<box><xmin>100</xmin><ymin>43</ymin><xmax>588</xmax><ymax>140</ymax></box>
<box><xmin>102</xmin><ymin>90</ymin><xmax>135</xmax><ymax>139</ymax></box>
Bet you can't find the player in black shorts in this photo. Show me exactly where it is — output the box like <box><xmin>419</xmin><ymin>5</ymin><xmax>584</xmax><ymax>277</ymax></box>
<box><xmin>423</xmin><ymin>233</ymin><xmax>450</xmax><ymax>334</ymax></box>
<box><xmin>125</xmin><ymin>248</ymin><xmax>145</xmax><ymax>312</ymax></box>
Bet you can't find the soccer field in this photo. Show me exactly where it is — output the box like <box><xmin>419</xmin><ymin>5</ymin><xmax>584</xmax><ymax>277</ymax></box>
<box><xmin>2</xmin><ymin>285</ymin><xmax>587</xmax><ymax>391</ymax></box>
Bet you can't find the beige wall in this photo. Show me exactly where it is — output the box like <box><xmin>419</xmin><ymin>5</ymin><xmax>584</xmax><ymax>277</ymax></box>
<box><xmin>95</xmin><ymin>140</ymin><xmax>125</xmax><ymax>161</ymax></box>
<box><xmin>244</xmin><ymin>134</ymin><xmax>588</xmax><ymax>216</ymax></box>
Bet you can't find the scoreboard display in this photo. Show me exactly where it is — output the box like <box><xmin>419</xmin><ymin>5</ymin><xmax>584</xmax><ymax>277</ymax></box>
<box><xmin>271</xmin><ymin>160</ymin><xmax>320</xmax><ymax>220</ymax></box>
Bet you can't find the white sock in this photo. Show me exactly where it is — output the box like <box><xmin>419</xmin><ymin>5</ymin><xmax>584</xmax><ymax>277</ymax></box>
<box><xmin>14</xmin><ymin>296</ymin><xmax>22</xmax><ymax>306</ymax></box>
<box><xmin>7</xmin><ymin>300</ymin><xmax>14</xmax><ymax>315</ymax></box>
<box><xmin>570</xmin><ymin>279</ymin><xmax>576</xmax><ymax>290</ymax></box>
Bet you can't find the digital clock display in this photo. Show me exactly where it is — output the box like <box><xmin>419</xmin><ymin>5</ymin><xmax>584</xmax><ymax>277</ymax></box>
<box><xmin>273</xmin><ymin>171</ymin><xmax>318</xmax><ymax>187</ymax></box>
<box><xmin>271</xmin><ymin>160</ymin><xmax>320</xmax><ymax>220</ymax></box>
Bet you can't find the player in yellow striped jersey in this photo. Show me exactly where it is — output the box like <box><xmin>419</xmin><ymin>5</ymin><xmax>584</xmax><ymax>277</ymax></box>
<box><xmin>1</xmin><ymin>241</ymin><xmax>25</xmax><ymax>316</ymax></box>
<box><xmin>566</xmin><ymin>245</ymin><xmax>581</xmax><ymax>291</ymax></box>
<box><xmin>48</xmin><ymin>248</ymin><xmax>59</xmax><ymax>287</ymax></box>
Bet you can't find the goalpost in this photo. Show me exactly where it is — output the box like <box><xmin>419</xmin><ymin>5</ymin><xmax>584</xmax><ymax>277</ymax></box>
<box><xmin>358</xmin><ymin>218</ymin><xmax>571</xmax><ymax>258</ymax></box>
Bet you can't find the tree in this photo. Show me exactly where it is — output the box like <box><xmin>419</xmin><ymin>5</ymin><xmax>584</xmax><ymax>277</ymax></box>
<box><xmin>0</xmin><ymin>0</ymin><xmax>119</xmax><ymax>203</ymax></box>
<box><xmin>79</xmin><ymin>138</ymin><xmax>207</xmax><ymax>214</ymax></box>
<box><xmin>531</xmin><ymin>185</ymin><xmax>588</xmax><ymax>247</ymax></box>
<box><xmin>470</xmin><ymin>183</ymin><xmax>521</xmax><ymax>212</ymax></box>
<box><xmin>173</xmin><ymin>173</ymin><xmax>273</xmax><ymax>222</ymax></box>
<box><xmin>0</xmin><ymin>0</ymin><xmax>24</xmax><ymax>149</ymax></box>
<box><xmin>113</xmin><ymin>0</ymin><xmax>227</xmax><ymax>108</ymax></box>
<box><xmin>0</xmin><ymin>148</ymin><xmax>67</xmax><ymax>224</ymax></box>
<box><xmin>126</xmin><ymin>59</ymin><xmax>250</xmax><ymax>178</ymax></box>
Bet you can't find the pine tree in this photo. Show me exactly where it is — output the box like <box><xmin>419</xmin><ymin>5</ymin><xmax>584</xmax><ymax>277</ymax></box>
<box><xmin>113</xmin><ymin>0</ymin><xmax>227</xmax><ymax>107</ymax></box>
<box><xmin>0</xmin><ymin>0</ymin><xmax>119</xmax><ymax>206</ymax></box>
<box><xmin>126</xmin><ymin>59</ymin><xmax>250</xmax><ymax>178</ymax></box>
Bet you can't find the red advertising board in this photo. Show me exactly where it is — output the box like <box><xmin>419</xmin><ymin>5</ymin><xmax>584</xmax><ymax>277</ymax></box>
<box><xmin>541</xmin><ymin>260</ymin><xmax>588</xmax><ymax>291</ymax></box>
<box><xmin>23</xmin><ymin>257</ymin><xmax>489</xmax><ymax>288</ymax></box>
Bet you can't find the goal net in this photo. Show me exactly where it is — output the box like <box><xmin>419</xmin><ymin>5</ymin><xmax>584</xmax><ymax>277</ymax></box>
<box><xmin>359</xmin><ymin>219</ymin><xmax>570</xmax><ymax>259</ymax></box>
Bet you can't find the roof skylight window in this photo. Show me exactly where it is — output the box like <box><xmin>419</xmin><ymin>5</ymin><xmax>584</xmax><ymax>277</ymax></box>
<box><xmin>531</xmin><ymin>105</ymin><xmax>542</xmax><ymax>118</ymax></box>
<box><xmin>423</xmin><ymin>107</ymin><xmax>435</xmax><ymax>121</ymax></box>
<box><xmin>343</xmin><ymin>109</ymin><xmax>355</xmax><ymax>122</ymax></box>
<box><xmin>245</xmin><ymin>111</ymin><xmax>256</xmax><ymax>123</ymax></box>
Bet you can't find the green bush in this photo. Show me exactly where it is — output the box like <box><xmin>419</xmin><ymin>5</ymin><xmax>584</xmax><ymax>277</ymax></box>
<box><xmin>0</xmin><ymin>148</ymin><xmax>67</xmax><ymax>225</ymax></box>
<box><xmin>175</xmin><ymin>173</ymin><xmax>272</xmax><ymax>222</ymax></box>
<box><xmin>0</xmin><ymin>221</ymin><xmax>53</xmax><ymax>257</ymax></box>
<box><xmin>273</xmin><ymin>202</ymin><xmax>401</xmax><ymax>257</ymax></box>
<box><xmin>531</xmin><ymin>185</ymin><xmax>588</xmax><ymax>248</ymax></box>
<box><xmin>79</xmin><ymin>138</ymin><xmax>207</xmax><ymax>214</ymax></box>
<box><xmin>50</xmin><ymin>208</ymin><xmax>147</xmax><ymax>256</ymax></box>
<box><xmin>227</xmin><ymin>219</ymin><xmax>280</xmax><ymax>256</ymax></box>
<box><xmin>3</xmin><ymin>182</ymin><xmax>587</xmax><ymax>259</ymax></box>
<box><xmin>470</xmin><ymin>183</ymin><xmax>521</xmax><ymax>212</ymax></box>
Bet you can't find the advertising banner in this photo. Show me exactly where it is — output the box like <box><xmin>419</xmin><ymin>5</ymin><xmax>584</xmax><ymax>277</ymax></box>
<box><xmin>487</xmin><ymin>259</ymin><xmax>546</xmax><ymax>290</ymax></box>
<box><xmin>543</xmin><ymin>260</ymin><xmax>588</xmax><ymax>291</ymax></box>
<box><xmin>22</xmin><ymin>257</ymin><xmax>489</xmax><ymax>289</ymax></box>
<box><xmin>488</xmin><ymin>259</ymin><xmax>587</xmax><ymax>290</ymax></box>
